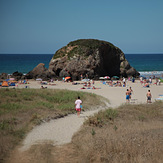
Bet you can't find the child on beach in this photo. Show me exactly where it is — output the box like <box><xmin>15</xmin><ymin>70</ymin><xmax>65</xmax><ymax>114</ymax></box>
<box><xmin>75</xmin><ymin>96</ymin><xmax>82</xmax><ymax>117</ymax></box>
<box><xmin>146</xmin><ymin>90</ymin><xmax>152</xmax><ymax>103</ymax></box>
<box><xmin>126</xmin><ymin>89</ymin><xmax>130</xmax><ymax>103</ymax></box>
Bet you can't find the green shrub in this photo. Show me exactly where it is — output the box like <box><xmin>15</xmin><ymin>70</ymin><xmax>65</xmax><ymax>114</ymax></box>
<box><xmin>105</xmin><ymin>109</ymin><xmax>118</xmax><ymax>121</ymax></box>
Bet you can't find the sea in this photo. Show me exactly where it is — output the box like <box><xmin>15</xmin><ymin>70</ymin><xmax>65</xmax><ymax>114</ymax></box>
<box><xmin>0</xmin><ymin>54</ymin><xmax>163</xmax><ymax>78</ymax></box>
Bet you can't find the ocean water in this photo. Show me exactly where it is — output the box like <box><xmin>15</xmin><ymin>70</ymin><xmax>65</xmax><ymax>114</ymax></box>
<box><xmin>126</xmin><ymin>54</ymin><xmax>163</xmax><ymax>77</ymax></box>
<box><xmin>0</xmin><ymin>54</ymin><xmax>53</xmax><ymax>74</ymax></box>
<box><xmin>0</xmin><ymin>54</ymin><xmax>163</xmax><ymax>76</ymax></box>
<box><xmin>126</xmin><ymin>54</ymin><xmax>163</xmax><ymax>71</ymax></box>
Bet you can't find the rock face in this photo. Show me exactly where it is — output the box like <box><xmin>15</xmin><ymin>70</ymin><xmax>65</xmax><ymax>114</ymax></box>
<box><xmin>25</xmin><ymin>63</ymin><xmax>49</xmax><ymax>80</ymax></box>
<box><xmin>11</xmin><ymin>71</ymin><xmax>23</xmax><ymax>80</ymax></box>
<box><xmin>48</xmin><ymin>39</ymin><xmax>139</xmax><ymax>80</ymax></box>
<box><xmin>0</xmin><ymin>73</ymin><xmax>8</xmax><ymax>80</ymax></box>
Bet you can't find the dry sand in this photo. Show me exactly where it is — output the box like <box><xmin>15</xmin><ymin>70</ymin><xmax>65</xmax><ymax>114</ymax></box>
<box><xmin>19</xmin><ymin>79</ymin><xmax>163</xmax><ymax>151</ymax></box>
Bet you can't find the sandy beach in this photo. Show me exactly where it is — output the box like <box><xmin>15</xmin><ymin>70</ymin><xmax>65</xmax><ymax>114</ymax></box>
<box><xmin>18</xmin><ymin>79</ymin><xmax>163</xmax><ymax>107</ymax></box>
<box><xmin>18</xmin><ymin>79</ymin><xmax>163</xmax><ymax>151</ymax></box>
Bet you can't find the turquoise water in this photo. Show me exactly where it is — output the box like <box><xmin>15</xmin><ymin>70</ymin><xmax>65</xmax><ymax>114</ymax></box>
<box><xmin>0</xmin><ymin>54</ymin><xmax>163</xmax><ymax>75</ymax></box>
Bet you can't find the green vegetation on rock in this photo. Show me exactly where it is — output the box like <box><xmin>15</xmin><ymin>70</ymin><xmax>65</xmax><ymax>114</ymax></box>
<box><xmin>53</xmin><ymin>39</ymin><xmax>116</xmax><ymax>60</ymax></box>
<box><xmin>68</xmin><ymin>39</ymin><xmax>115</xmax><ymax>49</ymax></box>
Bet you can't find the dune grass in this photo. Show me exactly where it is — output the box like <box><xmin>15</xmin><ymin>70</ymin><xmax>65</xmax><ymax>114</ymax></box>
<box><xmin>70</xmin><ymin>101</ymin><xmax>163</xmax><ymax>163</ymax></box>
<box><xmin>7</xmin><ymin>102</ymin><xmax>163</xmax><ymax>163</ymax></box>
<box><xmin>0</xmin><ymin>88</ymin><xmax>106</xmax><ymax>162</ymax></box>
<box><xmin>2</xmin><ymin>88</ymin><xmax>162</xmax><ymax>163</ymax></box>
<box><xmin>44</xmin><ymin>102</ymin><xmax>163</xmax><ymax>163</ymax></box>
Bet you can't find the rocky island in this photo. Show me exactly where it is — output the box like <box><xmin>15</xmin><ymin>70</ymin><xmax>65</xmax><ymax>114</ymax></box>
<box><xmin>25</xmin><ymin>39</ymin><xmax>139</xmax><ymax>80</ymax></box>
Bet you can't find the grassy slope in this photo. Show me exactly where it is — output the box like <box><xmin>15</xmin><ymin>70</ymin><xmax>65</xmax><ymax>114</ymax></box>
<box><xmin>1</xmin><ymin>88</ymin><xmax>163</xmax><ymax>163</ymax></box>
<box><xmin>31</xmin><ymin>102</ymin><xmax>162</xmax><ymax>163</ymax></box>
<box><xmin>0</xmin><ymin>88</ymin><xmax>106</xmax><ymax>163</ymax></box>
<box><xmin>71</xmin><ymin>102</ymin><xmax>163</xmax><ymax>163</ymax></box>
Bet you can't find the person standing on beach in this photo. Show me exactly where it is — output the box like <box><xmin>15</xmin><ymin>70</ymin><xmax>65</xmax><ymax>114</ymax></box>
<box><xmin>80</xmin><ymin>74</ymin><xmax>83</xmax><ymax>81</ymax></box>
<box><xmin>75</xmin><ymin>96</ymin><xmax>82</xmax><ymax>117</ymax></box>
<box><xmin>146</xmin><ymin>90</ymin><xmax>152</xmax><ymax>103</ymax></box>
<box><xmin>129</xmin><ymin>87</ymin><xmax>133</xmax><ymax>99</ymax></box>
<box><xmin>126</xmin><ymin>89</ymin><xmax>130</xmax><ymax>103</ymax></box>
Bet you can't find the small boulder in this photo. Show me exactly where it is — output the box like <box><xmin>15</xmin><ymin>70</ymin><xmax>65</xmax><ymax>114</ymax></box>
<box><xmin>25</xmin><ymin>63</ymin><xmax>49</xmax><ymax>80</ymax></box>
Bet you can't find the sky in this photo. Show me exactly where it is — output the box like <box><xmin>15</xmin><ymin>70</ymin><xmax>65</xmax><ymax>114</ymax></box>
<box><xmin>0</xmin><ymin>0</ymin><xmax>163</xmax><ymax>54</ymax></box>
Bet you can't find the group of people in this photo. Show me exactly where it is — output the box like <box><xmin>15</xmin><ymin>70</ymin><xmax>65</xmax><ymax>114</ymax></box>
<box><xmin>140</xmin><ymin>77</ymin><xmax>161</xmax><ymax>87</ymax></box>
<box><xmin>76</xmin><ymin>88</ymin><xmax>152</xmax><ymax>118</ymax></box>
<box><xmin>80</xmin><ymin>80</ymin><xmax>98</xmax><ymax>89</ymax></box>
<box><xmin>106</xmin><ymin>80</ymin><xmax>124</xmax><ymax>87</ymax></box>
<box><xmin>126</xmin><ymin>87</ymin><xmax>152</xmax><ymax>103</ymax></box>
<box><xmin>125</xmin><ymin>87</ymin><xmax>133</xmax><ymax>103</ymax></box>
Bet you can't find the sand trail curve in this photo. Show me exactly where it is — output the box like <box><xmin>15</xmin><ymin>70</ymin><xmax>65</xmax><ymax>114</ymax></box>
<box><xmin>20</xmin><ymin>105</ymin><xmax>109</xmax><ymax>151</ymax></box>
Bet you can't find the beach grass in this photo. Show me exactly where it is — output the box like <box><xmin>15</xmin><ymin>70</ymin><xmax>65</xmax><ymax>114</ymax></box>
<box><xmin>45</xmin><ymin>102</ymin><xmax>163</xmax><ymax>163</ymax></box>
<box><xmin>0</xmin><ymin>88</ymin><xmax>104</xmax><ymax>115</ymax></box>
<box><xmin>0</xmin><ymin>88</ymin><xmax>106</xmax><ymax>162</ymax></box>
<box><xmin>69</xmin><ymin>102</ymin><xmax>163</xmax><ymax>163</ymax></box>
<box><xmin>1</xmin><ymin>87</ymin><xmax>163</xmax><ymax>163</ymax></box>
<box><xmin>16</xmin><ymin>102</ymin><xmax>163</xmax><ymax>163</ymax></box>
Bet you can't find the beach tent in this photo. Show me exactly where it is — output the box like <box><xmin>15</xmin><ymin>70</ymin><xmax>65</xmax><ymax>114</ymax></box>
<box><xmin>10</xmin><ymin>82</ymin><xmax>16</xmax><ymax>86</ymax></box>
<box><xmin>2</xmin><ymin>81</ymin><xmax>9</xmax><ymax>87</ymax></box>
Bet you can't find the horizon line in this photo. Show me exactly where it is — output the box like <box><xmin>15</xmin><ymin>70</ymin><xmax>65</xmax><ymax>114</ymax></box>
<box><xmin>0</xmin><ymin>53</ymin><xmax>163</xmax><ymax>55</ymax></box>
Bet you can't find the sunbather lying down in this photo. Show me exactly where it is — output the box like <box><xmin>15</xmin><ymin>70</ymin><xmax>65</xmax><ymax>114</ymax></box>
<box><xmin>80</xmin><ymin>86</ymin><xmax>101</xmax><ymax>89</ymax></box>
<box><xmin>143</xmin><ymin>83</ymin><xmax>149</xmax><ymax>87</ymax></box>
<box><xmin>41</xmin><ymin>86</ymin><xmax>47</xmax><ymax>89</ymax></box>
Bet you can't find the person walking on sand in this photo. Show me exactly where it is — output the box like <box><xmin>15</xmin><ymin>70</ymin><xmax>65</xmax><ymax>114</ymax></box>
<box><xmin>129</xmin><ymin>86</ymin><xmax>133</xmax><ymax>99</ymax></box>
<box><xmin>75</xmin><ymin>96</ymin><xmax>82</xmax><ymax>117</ymax></box>
<box><xmin>126</xmin><ymin>89</ymin><xmax>130</xmax><ymax>103</ymax></box>
<box><xmin>146</xmin><ymin>90</ymin><xmax>152</xmax><ymax>103</ymax></box>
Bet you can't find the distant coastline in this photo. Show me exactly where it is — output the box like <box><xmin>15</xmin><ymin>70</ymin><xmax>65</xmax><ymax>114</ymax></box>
<box><xmin>0</xmin><ymin>54</ymin><xmax>163</xmax><ymax>77</ymax></box>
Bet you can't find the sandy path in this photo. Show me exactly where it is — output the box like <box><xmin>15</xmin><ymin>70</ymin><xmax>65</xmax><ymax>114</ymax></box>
<box><xmin>20</xmin><ymin>106</ymin><xmax>108</xmax><ymax>151</ymax></box>
<box><xmin>19</xmin><ymin>80</ymin><xmax>163</xmax><ymax>151</ymax></box>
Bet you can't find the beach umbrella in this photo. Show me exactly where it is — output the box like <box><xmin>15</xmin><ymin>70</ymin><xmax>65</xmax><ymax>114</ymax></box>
<box><xmin>99</xmin><ymin>77</ymin><xmax>105</xmax><ymax>80</ymax></box>
<box><xmin>36</xmin><ymin>78</ymin><xmax>42</xmax><ymax>81</ymax></box>
<box><xmin>65</xmin><ymin>76</ymin><xmax>71</xmax><ymax>80</ymax></box>
<box><xmin>104</xmin><ymin>76</ymin><xmax>110</xmax><ymax>79</ymax></box>
<box><xmin>112</xmin><ymin>76</ymin><xmax>119</xmax><ymax>79</ymax></box>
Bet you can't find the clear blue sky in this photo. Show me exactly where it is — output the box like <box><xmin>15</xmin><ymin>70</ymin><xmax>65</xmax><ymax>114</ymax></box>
<box><xmin>0</xmin><ymin>0</ymin><xmax>163</xmax><ymax>54</ymax></box>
